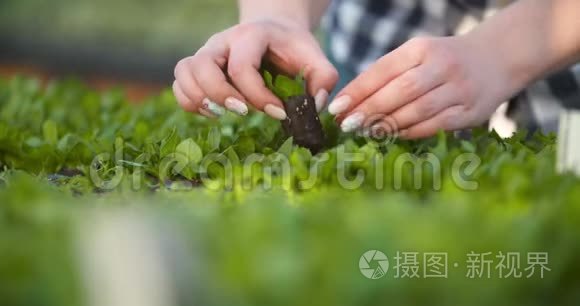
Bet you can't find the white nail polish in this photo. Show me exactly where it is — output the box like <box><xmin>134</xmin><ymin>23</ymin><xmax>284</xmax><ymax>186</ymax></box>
<box><xmin>341</xmin><ymin>113</ymin><xmax>365</xmax><ymax>133</ymax></box>
<box><xmin>202</xmin><ymin>98</ymin><xmax>225</xmax><ymax>116</ymax></box>
<box><xmin>314</xmin><ymin>89</ymin><xmax>329</xmax><ymax>113</ymax></box>
<box><xmin>225</xmin><ymin>97</ymin><xmax>248</xmax><ymax>116</ymax></box>
<box><xmin>264</xmin><ymin>104</ymin><xmax>287</xmax><ymax>120</ymax></box>
<box><xmin>328</xmin><ymin>95</ymin><xmax>352</xmax><ymax>115</ymax></box>
<box><xmin>199</xmin><ymin>108</ymin><xmax>217</xmax><ymax>119</ymax></box>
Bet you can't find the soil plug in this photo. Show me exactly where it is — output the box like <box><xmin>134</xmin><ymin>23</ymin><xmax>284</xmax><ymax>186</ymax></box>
<box><xmin>263</xmin><ymin>71</ymin><xmax>325</xmax><ymax>154</ymax></box>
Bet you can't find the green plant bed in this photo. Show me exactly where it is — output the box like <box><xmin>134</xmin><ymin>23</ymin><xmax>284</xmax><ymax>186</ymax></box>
<box><xmin>1</xmin><ymin>77</ymin><xmax>579</xmax><ymax>306</ymax></box>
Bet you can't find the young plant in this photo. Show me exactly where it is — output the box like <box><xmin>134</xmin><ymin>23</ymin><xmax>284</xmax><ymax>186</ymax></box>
<box><xmin>263</xmin><ymin>70</ymin><xmax>325</xmax><ymax>154</ymax></box>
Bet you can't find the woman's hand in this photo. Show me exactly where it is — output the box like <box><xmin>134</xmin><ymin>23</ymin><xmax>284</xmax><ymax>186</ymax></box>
<box><xmin>173</xmin><ymin>19</ymin><xmax>338</xmax><ymax>119</ymax></box>
<box><xmin>329</xmin><ymin>36</ymin><xmax>522</xmax><ymax>139</ymax></box>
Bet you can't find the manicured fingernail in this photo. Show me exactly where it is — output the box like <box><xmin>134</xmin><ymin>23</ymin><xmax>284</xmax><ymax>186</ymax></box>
<box><xmin>314</xmin><ymin>89</ymin><xmax>329</xmax><ymax>113</ymax></box>
<box><xmin>199</xmin><ymin>108</ymin><xmax>217</xmax><ymax>119</ymax></box>
<box><xmin>341</xmin><ymin>113</ymin><xmax>365</xmax><ymax>133</ymax></box>
<box><xmin>328</xmin><ymin>95</ymin><xmax>352</xmax><ymax>115</ymax></box>
<box><xmin>202</xmin><ymin>98</ymin><xmax>225</xmax><ymax>116</ymax></box>
<box><xmin>225</xmin><ymin>97</ymin><xmax>248</xmax><ymax>116</ymax></box>
<box><xmin>264</xmin><ymin>104</ymin><xmax>287</xmax><ymax>120</ymax></box>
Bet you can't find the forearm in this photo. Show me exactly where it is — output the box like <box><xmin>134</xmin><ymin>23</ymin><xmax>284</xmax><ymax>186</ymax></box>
<box><xmin>467</xmin><ymin>0</ymin><xmax>580</xmax><ymax>91</ymax></box>
<box><xmin>238</xmin><ymin>0</ymin><xmax>331</xmax><ymax>30</ymax></box>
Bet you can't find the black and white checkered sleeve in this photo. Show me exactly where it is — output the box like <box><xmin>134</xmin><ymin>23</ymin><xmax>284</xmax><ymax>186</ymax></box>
<box><xmin>323</xmin><ymin>0</ymin><xmax>580</xmax><ymax>133</ymax></box>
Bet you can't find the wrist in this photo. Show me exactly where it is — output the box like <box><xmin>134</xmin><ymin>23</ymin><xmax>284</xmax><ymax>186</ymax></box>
<box><xmin>461</xmin><ymin>0</ymin><xmax>575</xmax><ymax>95</ymax></box>
<box><xmin>238</xmin><ymin>0</ymin><xmax>311</xmax><ymax>32</ymax></box>
<box><xmin>239</xmin><ymin>15</ymin><xmax>311</xmax><ymax>32</ymax></box>
<box><xmin>462</xmin><ymin>29</ymin><xmax>537</xmax><ymax>96</ymax></box>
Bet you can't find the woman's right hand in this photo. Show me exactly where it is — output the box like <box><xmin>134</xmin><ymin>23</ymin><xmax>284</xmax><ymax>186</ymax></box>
<box><xmin>173</xmin><ymin>19</ymin><xmax>338</xmax><ymax>119</ymax></box>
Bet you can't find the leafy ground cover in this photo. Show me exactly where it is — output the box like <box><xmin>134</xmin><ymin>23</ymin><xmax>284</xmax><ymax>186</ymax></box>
<box><xmin>1</xmin><ymin>77</ymin><xmax>580</xmax><ymax>306</ymax></box>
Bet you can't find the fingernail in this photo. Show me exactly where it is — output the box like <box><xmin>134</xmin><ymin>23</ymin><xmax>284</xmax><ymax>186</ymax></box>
<box><xmin>314</xmin><ymin>89</ymin><xmax>329</xmax><ymax>113</ymax></box>
<box><xmin>264</xmin><ymin>104</ymin><xmax>287</xmax><ymax>120</ymax></box>
<box><xmin>341</xmin><ymin>113</ymin><xmax>365</xmax><ymax>133</ymax></box>
<box><xmin>225</xmin><ymin>97</ymin><xmax>248</xmax><ymax>116</ymax></box>
<box><xmin>199</xmin><ymin>108</ymin><xmax>217</xmax><ymax>119</ymax></box>
<box><xmin>202</xmin><ymin>98</ymin><xmax>225</xmax><ymax>116</ymax></box>
<box><xmin>328</xmin><ymin>95</ymin><xmax>352</xmax><ymax>115</ymax></box>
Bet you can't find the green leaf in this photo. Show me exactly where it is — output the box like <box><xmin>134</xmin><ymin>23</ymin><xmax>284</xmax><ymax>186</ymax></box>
<box><xmin>176</xmin><ymin>138</ymin><xmax>203</xmax><ymax>165</ymax></box>
<box><xmin>430</xmin><ymin>130</ymin><xmax>448</xmax><ymax>159</ymax></box>
<box><xmin>43</xmin><ymin>120</ymin><xmax>58</xmax><ymax>145</ymax></box>
<box><xmin>290</xmin><ymin>148</ymin><xmax>310</xmax><ymax>182</ymax></box>
<box><xmin>278</xmin><ymin>137</ymin><xmax>294</xmax><ymax>157</ymax></box>
<box><xmin>264</xmin><ymin>70</ymin><xmax>274</xmax><ymax>91</ymax></box>
<box><xmin>236</xmin><ymin>136</ymin><xmax>256</xmax><ymax>157</ymax></box>
<box><xmin>274</xmin><ymin>75</ymin><xmax>304</xmax><ymax>99</ymax></box>
<box><xmin>460</xmin><ymin>140</ymin><xmax>476</xmax><ymax>153</ymax></box>
<box><xmin>57</xmin><ymin>134</ymin><xmax>80</xmax><ymax>153</ymax></box>
<box><xmin>160</xmin><ymin>127</ymin><xmax>180</xmax><ymax>158</ymax></box>
<box><xmin>262</xmin><ymin>70</ymin><xmax>306</xmax><ymax>101</ymax></box>
<box><xmin>208</xmin><ymin>127</ymin><xmax>221</xmax><ymax>152</ymax></box>
<box><xmin>263</xmin><ymin>70</ymin><xmax>285</xmax><ymax>99</ymax></box>
<box><xmin>224</xmin><ymin>146</ymin><xmax>241</xmax><ymax>167</ymax></box>
<box><xmin>134</xmin><ymin>121</ymin><xmax>150</xmax><ymax>145</ymax></box>
<box><xmin>25</xmin><ymin>137</ymin><xmax>44</xmax><ymax>148</ymax></box>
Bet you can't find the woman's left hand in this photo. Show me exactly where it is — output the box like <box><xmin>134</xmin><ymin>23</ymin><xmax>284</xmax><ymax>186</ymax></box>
<box><xmin>328</xmin><ymin>36</ymin><xmax>522</xmax><ymax>139</ymax></box>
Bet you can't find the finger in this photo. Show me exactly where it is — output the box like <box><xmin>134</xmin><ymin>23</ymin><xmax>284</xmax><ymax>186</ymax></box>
<box><xmin>338</xmin><ymin>63</ymin><xmax>445</xmax><ymax>133</ymax></box>
<box><xmin>346</xmin><ymin>63</ymin><xmax>446</xmax><ymax>122</ymax></box>
<box><xmin>328</xmin><ymin>43</ymin><xmax>422</xmax><ymax>116</ymax></box>
<box><xmin>305</xmin><ymin>60</ymin><xmax>338</xmax><ymax>112</ymax></box>
<box><xmin>173</xmin><ymin>66</ymin><xmax>225</xmax><ymax>118</ymax></box>
<box><xmin>172</xmin><ymin>81</ymin><xmax>216</xmax><ymax>119</ymax></box>
<box><xmin>384</xmin><ymin>83</ymin><xmax>458</xmax><ymax>131</ymax></box>
<box><xmin>174</xmin><ymin>57</ymin><xmax>205</xmax><ymax>106</ymax></box>
<box><xmin>260</xmin><ymin>26</ymin><xmax>339</xmax><ymax>111</ymax></box>
<box><xmin>228</xmin><ymin>38</ymin><xmax>287</xmax><ymax>120</ymax></box>
<box><xmin>265</xmin><ymin>37</ymin><xmax>338</xmax><ymax>113</ymax></box>
<box><xmin>190</xmin><ymin>50</ymin><xmax>248</xmax><ymax>114</ymax></box>
<box><xmin>297</xmin><ymin>44</ymin><xmax>339</xmax><ymax>112</ymax></box>
<box><xmin>172</xmin><ymin>80</ymin><xmax>199</xmax><ymax>113</ymax></box>
<box><xmin>400</xmin><ymin>105</ymin><xmax>468</xmax><ymax>139</ymax></box>
<box><xmin>304</xmin><ymin>59</ymin><xmax>339</xmax><ymax>96</ymax></box>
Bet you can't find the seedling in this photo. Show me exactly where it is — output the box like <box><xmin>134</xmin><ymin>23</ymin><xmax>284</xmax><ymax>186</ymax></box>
<box><xmin>263</xmin><ymin>70</ymin><xmax>325</xmax><ymax>154</ymax></box>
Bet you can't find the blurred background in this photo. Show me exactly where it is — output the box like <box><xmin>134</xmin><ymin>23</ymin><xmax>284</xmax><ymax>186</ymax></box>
<box><xmin>0</xmin><ymin>0</ymin><xmax>524</xmax><ymax>136</ymax></box>
<box><xmin>0</xmin><ymin>0</ymin><xmax>237</xmax><ymax>100</ymax></box>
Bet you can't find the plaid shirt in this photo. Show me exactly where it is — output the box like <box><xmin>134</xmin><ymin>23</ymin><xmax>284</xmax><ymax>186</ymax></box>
<box><xmin>323</xmin><ymin>0</ymin><xmax>580</xmax><ymax>133</ymax></box>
